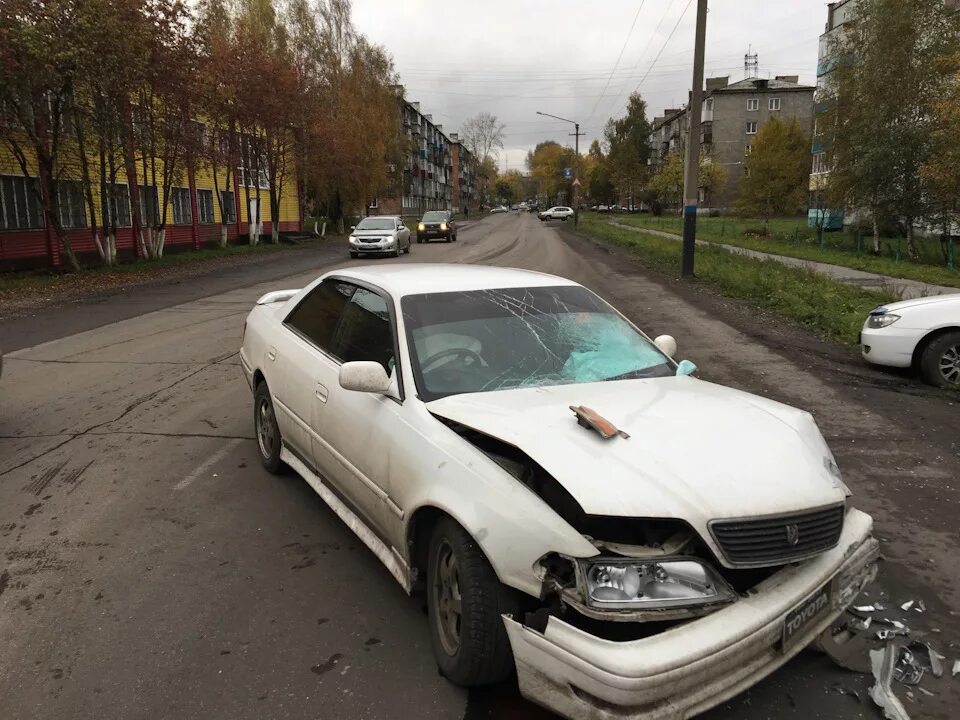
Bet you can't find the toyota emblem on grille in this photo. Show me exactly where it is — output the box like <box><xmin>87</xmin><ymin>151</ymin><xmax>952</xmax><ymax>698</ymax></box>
<box><xmin>785</xmin><ymin>523</ymin><xmax>801</xmax><ymax>546</ymax></box>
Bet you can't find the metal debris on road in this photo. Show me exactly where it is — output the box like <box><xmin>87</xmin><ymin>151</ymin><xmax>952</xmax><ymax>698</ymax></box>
<box><xmin>918</xmin><ymin>687</ymin><xmax>935</xmax><ymax>697</ymax></box>
<box><xmin>855</xmin><ymin>604</ymin><xmax>884</xmax><ymax>612</ymax></box>
<box><xmin>877</xmin><ymin>627</ymin><xmax>909</xmax><ymax>641</ymax></box>
<box><xmin>869</xmin><ymin>646</ymin><xmax>912</xmax><ymax>720</ymax></box>
<box><xmin>923</xmin><ymin>644</ymin><xmax>945</xmax><ymax>678</ymax></box>
<box><xmin>892</xmin><ymin>648</ymin><xmax>924</xmax><ymax>686</ymax></box>
<box><xmin>830</xmin><ymin>684</ymin><xmax>861</xmax><ymax>703</ymax></box>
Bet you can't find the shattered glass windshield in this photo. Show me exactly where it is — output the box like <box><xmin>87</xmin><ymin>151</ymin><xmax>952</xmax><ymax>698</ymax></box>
<box><xmin>401</xmin><ymin>285</ymin><xmax>673</xmax><ymax>401</ymax></box>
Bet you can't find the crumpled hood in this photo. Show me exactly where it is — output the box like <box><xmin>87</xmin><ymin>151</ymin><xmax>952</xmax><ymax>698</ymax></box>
<box><xmin>427</xmin><ymin>376</ymin><xmax>845</xmax><ymax>522</ymax></box>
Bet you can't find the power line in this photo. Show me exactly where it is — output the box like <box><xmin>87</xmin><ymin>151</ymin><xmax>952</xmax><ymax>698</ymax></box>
<box><xmin>627</xmin><ymin>0</ymin><xmax>695</xmax><ymax>107</ymax></box>
<box><xmin>585</xmin><ymin>1</ymin><xmax>647</xmax><ymax>126</ymax></box>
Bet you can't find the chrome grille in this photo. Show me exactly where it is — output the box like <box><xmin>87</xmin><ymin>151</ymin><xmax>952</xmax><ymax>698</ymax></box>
<box><xmin>709</xmin><ymin>504</ymin><xmax>845</xmax><ymax>566</ymax></box>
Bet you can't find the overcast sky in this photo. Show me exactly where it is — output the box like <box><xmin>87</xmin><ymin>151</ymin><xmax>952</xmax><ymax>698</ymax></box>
<box><xmin>351</xmin><ymin>0</ymin><xmax>825</xmax><ymax>171</ymax></box>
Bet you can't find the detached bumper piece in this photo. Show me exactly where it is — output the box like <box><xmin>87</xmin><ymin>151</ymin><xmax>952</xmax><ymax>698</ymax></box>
<box><xmin>504</xmin><ymin>508</ymin><xmax>878</xmax><ymax>720</ymax></box>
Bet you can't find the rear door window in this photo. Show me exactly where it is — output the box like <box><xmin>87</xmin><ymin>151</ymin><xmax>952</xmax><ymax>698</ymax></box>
<box><xmin>284</xmin><ymin>280</ymin><xmax>355</xmax><ymax>353</ymax></box>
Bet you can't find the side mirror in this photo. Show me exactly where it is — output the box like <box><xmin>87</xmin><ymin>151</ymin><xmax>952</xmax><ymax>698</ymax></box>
<box><xmin>676</xmin><ymin>359</ymin><xmax>698</xmax><ymax>377</ymax></box>
<box><xmin>339</xmin><ymin>361</ymin><xmax>391</xmax><ymax>394</ymax></box>
<box><xmin>653</xmin><ymin>334</ymin><xmax>677</xmax><ymax>358</ymax></box>
<box><xmin>350</xmin><ymin>225</ymin><xmax>356</xmax><ymax>231</ymax></box>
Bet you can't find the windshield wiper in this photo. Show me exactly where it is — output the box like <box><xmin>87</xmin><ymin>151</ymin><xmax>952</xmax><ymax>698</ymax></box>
<box><xmin>601</xmin><ymin>367</ymin><xmax>663</xmax><ymax>382</ymax></box>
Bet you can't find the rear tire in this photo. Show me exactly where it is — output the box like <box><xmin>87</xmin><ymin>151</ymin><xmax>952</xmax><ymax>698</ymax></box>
<box><xmin>919</xmin><ymin>330</ymin><xmax>960</xmax><ymax>387</ymax></box>
<box><xmin>427</xmin><ymin>518</ymin><xmax>518</xmax><ymax>686</ymax></box>
<box><xmin>254</xmin><ymin>381</ymin><xmax>285</xmax><ymax>475</ymax></box>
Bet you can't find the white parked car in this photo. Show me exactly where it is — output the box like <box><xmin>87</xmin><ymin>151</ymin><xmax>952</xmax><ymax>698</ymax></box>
<box><xmin>348</xmin><ymin>215</ymin><xmax>411</xmax><ymax>258</ymax></box>
<box><xmin>239</xmin><ymin>265</ymin><xmax>878</xmax><ymax>720</ymax></box>
<box><xmin>860</xmin><ymin>293</ymin><xmax>960</xmax><ymax>386</ymax></box>
<box><xmin>539</xmin><ymin>206</ymin><xmax>575</xmax><ymax>221</ymax></box>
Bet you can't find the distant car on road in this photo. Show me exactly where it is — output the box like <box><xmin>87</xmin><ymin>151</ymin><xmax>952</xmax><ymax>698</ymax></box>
<box><xmin>596</xmin><ymin>204</ymin><xmax>610</xmax><ymax>213</ymax></box>
<box><xmin>348</xmin><ymin>216</ymin><xmax>411</xmax><ymax>259</ymax></box>
<box><xmin>860</xmin><ymin>293</ymin><xmax>960</xmax><ymax>386</ymax></box>
<box><xmin>538</xmin><ymin>206</ymin><xmax>574</xmax><ymax>221</ymax></box>
<box><xmin>489</xmin><ymin>205</ymin><xmax>508</xmax><ymax>214</ymax></box>
<box><xmin>417</xmin><ymin>210</ymin><xmax>457</xmax><ymax>243</ymax></box>
<box><xmin>239</xmin><ymin>264</ymin><xmax>877</xmax><ymax>720</ymax></box>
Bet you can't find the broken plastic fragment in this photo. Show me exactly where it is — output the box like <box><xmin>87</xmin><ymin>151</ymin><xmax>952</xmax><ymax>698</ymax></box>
<box><xmin>952</xmin><ymin>659</ymin><xmax>960</xmax><ymax>677</ymax></box>
<box><xmin>855</xmin><ymin>604</ymin><xmax>880</xmax><ymax>612</ymax></box>
<box><xmin>869</xmin><ymin>645</ymin><xmax>912</xmax><ymax>720</ymax></box>
<box><xmin>926</xmin><ymin>645</ymin><xmax>945</xmax><ymax>678</ymax></box>
<box><xmin>569</xmin><ymin>405</ymin><xmax>629</xmax><ymax>439</ymax></box>
<box><xmin>918</xmin><ymin>687</ymin><xmax>935</xmax><ymax>697</ymax></box>
<box><xmin>900</xmin><ymin>600</ymin><xmax>914</xmax><ymax>612</ymax></box>
<box><xmin>877</xmin><ymin>627</ymin><xmax>909</xmax><ymax>641</ymax></box>
<box><xmin>915</xmin><ymin>600</ymin><xmax>925</xmax><ymax>613</ymax></box>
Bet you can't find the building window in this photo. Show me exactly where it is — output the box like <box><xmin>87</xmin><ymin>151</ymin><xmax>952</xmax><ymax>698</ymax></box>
<box><xmin>57</xmin><ymin>181</ymin><xmax>87</xmax><ymax>229</ymax></box>
<box><xmin>746</xmin><ymin>121</ymin><xmax>758</xmax><ymax>134</ymax></box>
<box><xmin>747</xmin><ymin>98</ymin><xmax>759</xmax><ymax>111</ymax></box>
<box><xmin>704</xmin><ymin>98</ymin><xmax>713</xmax><ymax>111</ymax></box>
<box><xmin>220</xmin><ymin>190</ymin><xmax>236</xmax><ymax>223</ymax></box>
<box><xmin>139</xmin><ymin>186</ymin><xmax>160</xmax><ymax>226</ymax></box>
<box><xmin>0</xmin><ymin>175</ymin><xmax>44</xmax><ymax>230</ymax></box>
<box><xmin>744</xmin><ymin>144</ymin><xmax>753</xmax><ymax>156</ymax></box>
<box><xmin>812</xmin><ymin>151</ymin><xmax>829</xmax><ymax>175</ymax></box>
<box><xmin>107</xmin><ymin>184</ymin><xmax>131</xmax><ymax>227</ymax></box>
<box><xmin>769</xmin><ymin>97</ymin><xmax>782</xmax><ymax>111</ymax></box>
<box><xmin>197</xmin><ymin>189</ymin><xmax>214</xmax><ymax>224</ymax></box>
<box><xmin>171</xmin><ymin>187</ymin><xmax>192</xmax><ymax>225</ymax></box>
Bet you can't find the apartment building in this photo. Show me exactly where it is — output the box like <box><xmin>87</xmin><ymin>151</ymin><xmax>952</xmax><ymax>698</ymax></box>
<box><xmin>0</xmin><ymin>131</ymin><xmax>302</xmax><ymax>270</ymax></box>
<box><xmin>650</xmin><ymin>75</ymin><xmax>815</xmax><ymax>210</ymax></box>
<box><xmin>808</xmin><ymin>0</ymin><xmax>860</xmax><ymax>228</ymax></box>
<box><xmin>378</xmin><ymin>94</ymin><xmax>476</xmax><ymax>217</ymax></box>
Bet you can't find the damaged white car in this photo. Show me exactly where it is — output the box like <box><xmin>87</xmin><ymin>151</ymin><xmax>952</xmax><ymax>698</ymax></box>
<box><xmin>239</xmin><ymin>264</ymin><xmax>879</xmax><ymax>719</ymax></box>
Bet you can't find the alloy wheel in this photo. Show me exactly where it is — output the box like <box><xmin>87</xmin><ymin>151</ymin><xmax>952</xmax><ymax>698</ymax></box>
<box><xmin>256</xmin><ymin>396</ymin><xmax>277</xmax><ymax>460</ymax></box>
<box><xmin>433</xmin><ymin>539</ymin><xmax>463</xmax><ymax>656</ymax></box>
<box><xmin>939</xmin><ymin>343</ymin><xmax>960</xmax><ymax>385</ymax></box>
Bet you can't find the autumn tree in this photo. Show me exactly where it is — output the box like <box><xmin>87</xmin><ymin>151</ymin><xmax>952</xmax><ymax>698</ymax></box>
<box><xmin>921</xmin><ymin>50</ymin><xmax>960</xmax><ymax>266</ymax></box>
<box><xmin>586</xmin><ymin>139</ymin><xmax>615</xmax><ymax>204</ymax></box>
<box><xmin>526</xmin><ymin>140</ymin><xmax>576</xmax><ymax>203</ymax></box>
<box><xmin>828</xmin><ymin>0</ymin><xmax>960</xmax><ymax>257</ymax></box>
<box><xmin>462</xmin><ymin>112</ymin><xmax>505</xmax><ymax>202</ymax></box>
<box><xmin>648</xmin><ymin>150</ymin><xmax>724</xmax><ymax>214</ymax></box>
<box><xmin>604</xmin><ymin>93</ymin><xmax>652</xmax><ymax>208</ymax></box>
<box><xmin>194</xmin><ymin>0</ymin><xmax>241</xmax><ymax>248</ymax></box>
<box><xmin>0</xmin><ymin>0</ymin><xmax>85</xmax><ymax>270</ymax></box>
<box><xmin>736</xmin><ymin>116</ymin><xmax>809</xmax><ymax>219</ymax></box>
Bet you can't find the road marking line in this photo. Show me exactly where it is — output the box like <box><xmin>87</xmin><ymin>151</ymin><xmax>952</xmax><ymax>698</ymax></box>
<box><xmin>174</xmin><ymin>438</ymin><xmax>245</xmax><ymax>491</ymax></box>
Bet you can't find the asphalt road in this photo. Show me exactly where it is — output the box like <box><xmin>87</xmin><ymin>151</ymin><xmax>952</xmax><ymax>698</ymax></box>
<box><xmin>1</xmin><ymin>212</ymin><xmax>958</xmax><ymax>720</ymax></box>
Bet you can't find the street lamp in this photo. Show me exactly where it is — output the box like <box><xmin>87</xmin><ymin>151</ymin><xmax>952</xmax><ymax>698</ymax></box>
<box><xmin>536</xmin><ymin>111</ymin><xmax>584</xmax><ymax>225</ymax></box>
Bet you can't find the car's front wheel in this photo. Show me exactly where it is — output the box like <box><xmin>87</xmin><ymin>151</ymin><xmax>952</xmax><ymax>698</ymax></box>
<box><xmin>919</xmin><ymin>330</ymin><xmax>960</xmax><ymax>387</ymax></box>
<box><xmin>254</xmin><ymin>381</ymin><xmax>285</xmax><ymax>474</ymax></box>
<box><xmin>427</xmin><ymin>518</ymin><xmax>518</xmax><ymax>686</ymax></box>
<box><xmin>349</xmin><ymin>251</ymin><xmax>358</xmax><ymax>259</ymax></box>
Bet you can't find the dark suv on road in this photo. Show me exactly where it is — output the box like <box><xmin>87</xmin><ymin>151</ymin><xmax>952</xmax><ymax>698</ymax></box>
<box><xmin>417</xmin><ymin>210</ymin><xmax>457</xmax><ymax>243</ymax></box>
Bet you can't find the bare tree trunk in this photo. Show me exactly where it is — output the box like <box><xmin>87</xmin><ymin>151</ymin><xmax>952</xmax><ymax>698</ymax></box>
<box><xmin>872</xmin><ymin>215</ymin><xmax>880</xmax><ymax>255</ymax></box>
<box><xmin>905</xmin><ymin>219</ymin><xmax>918</xmax><ymax>261</ymax></box>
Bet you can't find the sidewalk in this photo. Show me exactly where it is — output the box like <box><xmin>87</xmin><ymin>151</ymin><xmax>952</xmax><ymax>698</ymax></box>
<box><xmin>608</xmin><ymin>221</ymin><xmax>957</xmax><ymax>301</ymax></box>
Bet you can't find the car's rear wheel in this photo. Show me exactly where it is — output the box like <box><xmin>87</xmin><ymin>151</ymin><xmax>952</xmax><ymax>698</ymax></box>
<box><xmin>254</xmin><ymin>381</ymin><xmax>285</xmax><ymax>474</ymax></box>
<box><xmin>427</xmin><ymin>517</ymin><xmax>518</xmax><ymax>686</ymax></box>
<box><xmin>919</xmin><ymin>330</ymin><xmax>960</xmax><ymax>387</ymax></box>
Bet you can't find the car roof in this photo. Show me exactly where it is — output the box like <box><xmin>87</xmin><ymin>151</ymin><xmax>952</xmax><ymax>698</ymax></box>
<box><xmin>330</xmin><ymin>263</ymin><xmax>579</xmax><ymax>297</ymax></box>
<box><xmin>359</xmin><ymin>215</ymin><xmax>401</xmax><ymax>220</ymax></box>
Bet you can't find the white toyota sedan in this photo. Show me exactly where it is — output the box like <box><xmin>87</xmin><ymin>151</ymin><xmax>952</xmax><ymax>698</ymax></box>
<box><xmin>860</xmin><ymin>293</ymin><xmax>960</xmax><ymax>386</ymax></box>
<box><xmin>239</xmin><ymin>264</ymin><xmax>878</xmax><ymax>720</ymax></box>
<box><xmin>348</xmin><ymin>215</ymin><xmax>411</xmax><ymax>259</ymax></box>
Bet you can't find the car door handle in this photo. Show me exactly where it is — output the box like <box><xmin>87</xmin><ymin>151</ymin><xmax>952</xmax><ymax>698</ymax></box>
<box><xmin>267</xmin><ymin>346</ymin><xmax>277</xmax><ymax>361</ymax></box>
<box><xmin>315</xmin><ymin>383</ymin><xmax>328</xmax><ymax>403</ymax></box>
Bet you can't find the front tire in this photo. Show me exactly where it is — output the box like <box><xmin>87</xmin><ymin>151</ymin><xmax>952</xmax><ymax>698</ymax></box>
<box><xmin>919</xmin><ymin>330</ymin><xmax>960</xmax><ymax>387</ymax></box>
<box><xmin>349</xmin><ymin>251</ymin><xmax>359</xmax><ymax>259</ymax></box>
<box><xmin>427</xmin><ymin>518</ymin><xmax>518</xmax><ymax>686</ymax></box>
<box><xmin>254</xmin><ymin>382</ymin><xmax>285</xmax><ymax>474</ymax></box>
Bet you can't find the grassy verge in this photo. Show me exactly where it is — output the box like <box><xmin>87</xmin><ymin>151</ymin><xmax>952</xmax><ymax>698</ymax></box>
<box><xmin>601</xmin><ymin>213</ymin><xmax>960</xmax><ymax>290</ymax></box>
<box><xmin>577</xmin><ymin>215</ymin><xmax>897</xmax><ymax>346</ymax></box>
<box><xmin>0</xmin><ymin>236</ymin><xmax>333</xmax><ymax>306</ymax></box>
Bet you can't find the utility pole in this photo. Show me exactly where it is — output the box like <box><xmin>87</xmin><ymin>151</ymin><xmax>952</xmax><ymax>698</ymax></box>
<box><xmin>681</xmin><ymin>0</ymin><xmax>708</xmax><ymax>277</ymax></box>
<box><xmin>569</xmin><ymin>123</ymin><xmax>585</xmax><ymax>225</ymax></box>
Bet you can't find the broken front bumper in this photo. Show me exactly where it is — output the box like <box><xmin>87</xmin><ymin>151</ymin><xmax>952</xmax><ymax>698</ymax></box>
<box><xmin>505</xmin><ymin>507</ymin><xmax>878</xmax><ymax>720</ymax></box>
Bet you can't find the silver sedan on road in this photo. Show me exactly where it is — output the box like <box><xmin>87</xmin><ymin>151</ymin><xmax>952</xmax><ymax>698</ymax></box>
<box><xmin>348</xmin><ymin>215</ymin><xmax>411</xmax><ymax>258</ymax></box>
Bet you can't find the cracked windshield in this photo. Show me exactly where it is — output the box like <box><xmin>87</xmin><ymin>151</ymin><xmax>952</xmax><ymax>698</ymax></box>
<box><xmin>1</xmin><ymin>1</ymin><xmax>959</xmax><ymax>720</ymax></box>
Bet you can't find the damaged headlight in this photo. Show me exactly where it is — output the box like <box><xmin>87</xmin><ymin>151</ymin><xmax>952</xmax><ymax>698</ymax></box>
<box><xmin>579</xmin><ymin>557</ymin><xmax>735</xmax><ymax>610</ymax></box>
